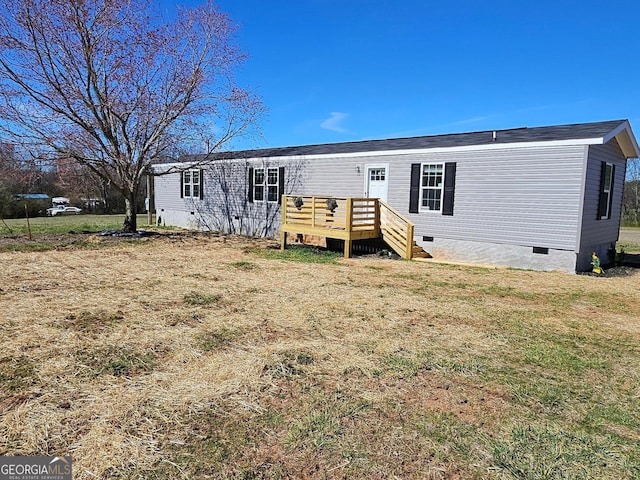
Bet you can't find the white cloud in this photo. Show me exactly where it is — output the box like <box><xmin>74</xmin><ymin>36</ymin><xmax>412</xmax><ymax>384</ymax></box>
<box><xmin>320</xmin><ymin>112</ymin><xmax>349</xmax><ymax>133</ymax></box>
<box><xmin>452</xmin><ymin>115</ymin><xmax>494</xmax><ymax>125</ymax></box>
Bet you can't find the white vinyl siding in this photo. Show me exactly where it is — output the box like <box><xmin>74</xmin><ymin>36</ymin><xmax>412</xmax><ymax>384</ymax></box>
<box><xmin>579</xmin><ymin>141</ymin><xmax>627</xmax><ymax>252</ymax></box>
<box><xmin>298</xmin><ymin>145</ymin><xmax>586</xmax><ymax>251</ymax></box>
<box><xmin>393</xmin><ymin>145</ymin><xmax>588</xmax><ymax>251</ymax></box>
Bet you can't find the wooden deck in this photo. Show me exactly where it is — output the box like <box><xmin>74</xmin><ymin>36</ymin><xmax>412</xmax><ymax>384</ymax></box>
<box><xmin>280</xmin><ymin>195</ymin><xmax>423</xmax><ymax>259</ymax></box>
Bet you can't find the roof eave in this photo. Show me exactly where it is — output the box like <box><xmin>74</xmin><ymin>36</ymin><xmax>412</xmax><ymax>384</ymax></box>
<box><xmin>602</xmin><ymin>120</ymin><xmax>640</xmax><ymax>158</ymax></box>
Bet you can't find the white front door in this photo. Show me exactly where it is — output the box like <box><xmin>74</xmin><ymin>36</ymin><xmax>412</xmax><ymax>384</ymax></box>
<box><xmin>365</xmin><ymin>165</ymin><xmax>389</xmax><ymax>202</ymax></box>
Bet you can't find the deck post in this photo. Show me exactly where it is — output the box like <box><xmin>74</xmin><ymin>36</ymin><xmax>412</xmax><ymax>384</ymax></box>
<box><xmin>405</xmin><ymin>223</ymin><xmax>414</xmax><ymax>259</ymax></box>
<box><xmin>344</xmin><ymin>239</ymin><xmax>352</xmax><ymax>258</ymax></box>
<box><xmin>345</xmin><ymin>198</ymin><xmax>353</xmax><ymax>231</ymax></box>
<box><xmin>344</xmin><ymin>198</ymin><xmax>353</xmax><ymax>258</ymax></box>
<box><xmin>280</xmin><ymin>195</ymin><xmax>287</xmax><ymax>251</ymax></box>
<box><xmin>281</xmin><ymin>194</ymin><xmax>287</xmax><ymax>224</ymax></box>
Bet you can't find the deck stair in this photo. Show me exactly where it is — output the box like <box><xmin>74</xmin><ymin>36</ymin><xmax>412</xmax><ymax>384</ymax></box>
<box><xmin>280</xmin><ymin>195</ymin><xmax>430</xmax><ymax>259</ymax></box>
<box><xmin>412</xmin><ymin>243</ymin><xmax>432</xmax><ymax>259</ymax></box>
<box><xmin>377</xmin><ymin>199</ymin><xmax>431</xmax><ymax>259</ymax></box>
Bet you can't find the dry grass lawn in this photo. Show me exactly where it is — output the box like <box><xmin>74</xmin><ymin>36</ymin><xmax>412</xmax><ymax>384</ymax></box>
<box><xmin>1</xmin><ymin>233</ymin><xmax>639</xmax><ymax>479</ymax></box>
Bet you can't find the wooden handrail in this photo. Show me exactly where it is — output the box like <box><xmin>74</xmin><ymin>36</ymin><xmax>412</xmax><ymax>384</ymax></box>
<box><xmin>378</xmin><ymin>199</ymin><xmax>415</xmax><ymax>259</ymax></box>
<box><xmin>377</xmin><ymin>198</ymin><xmax>406</xmax><ymax>220</ymax></box>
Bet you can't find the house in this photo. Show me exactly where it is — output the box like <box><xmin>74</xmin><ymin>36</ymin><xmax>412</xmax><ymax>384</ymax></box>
<box><xmin>11</xmin><ymin>193</ymin><xmax>50</xmax><ymax>217</ymax></box>
<box><xmin>13</xmin><ymin>193</ymin><xmax>50</xmax><ymax>202</ymax></box>
<box><xmin>153</xmin><ymin>119</ymin><xmax>639</xmax><ymax>273</ymax></box>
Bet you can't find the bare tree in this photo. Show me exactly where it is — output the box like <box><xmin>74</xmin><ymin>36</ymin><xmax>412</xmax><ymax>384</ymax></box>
<box><xmin>0</xmin><ymin>142</ymin><xmax>54</xmax><ymax>218</ymax></box>
<box><xmin>0</xmin><ymin>0</ymin><xmax>263</xmax><ymax>232</ymax></box>
<box><xmin>0</xmin><ymin>145</ymin><xmax>33</xmax><ymax>195</ymax></box>
<box><xmin>0</xmin><ymin>143</ymin><xmax>17</xmax><ymax>218</ymax></box>
<box><xmin>623</xmin><ymin>158</ymin><xmax>640</xmax><ymax>225</ymax></box>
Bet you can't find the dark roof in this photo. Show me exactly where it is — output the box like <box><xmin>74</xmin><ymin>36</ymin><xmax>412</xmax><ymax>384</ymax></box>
<box><xmin>166</xmin><ymin>120</ymin><xmax>640</xmax><ymax>163</ymax></box>
<box><xmin>185</xmin><ymin>119</ymin><xmax>633</xmax><ymax>162</ymax></box>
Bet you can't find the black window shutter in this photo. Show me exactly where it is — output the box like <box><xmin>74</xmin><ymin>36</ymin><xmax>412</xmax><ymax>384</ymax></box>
<box><xmin>278</xmin><ymin>166</ymin><xmax>285</xmax><ymax>203</ymax></box>
<box><xmin>442</xmin><ymin>162</ymin><xmax>456</xmax><ymax>216</ymax></box>
<box><xmin>180</xmin><ymin>171</ymin><xmax>184</xmax><ymax>198</ymax></box>
<box><xmin>608</xmin><ymin>164</ymin><xmax>615</xmax><ymax>218</ymax></box>
<box><xmin>409</xmin><ymin>163</ymin><xmax>421</xmax><ymax>213</ymax></box>
<box><xmin>597</xmin><ymin>162</ymin><xmax>608</xmax><ymax>220</ymax></box>
<box><xmin>199</xmin><ymin>169</ymin><xmax>204</xmax><ymax>200</ymax></box>
<box><xmin>248</xmin><ymin>167</ymin><xmax>254</xmax><ymax>203</ymax></box>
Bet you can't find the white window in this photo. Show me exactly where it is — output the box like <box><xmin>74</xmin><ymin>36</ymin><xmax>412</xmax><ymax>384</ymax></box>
<box><xmin>254</xmin><ymin>168</ymin><xmax>265</xmax><ymax>201</ymax></box>
<box><xmin>598</xmin><ymin>162</ymin><xmax>614</xmax><ymax>220</ymax></box>
<box><xmin>267</xmin><ymin>168</ymin><xmax>279</xmax><ymax>202</ymax></box>
<box><xmin>420</xmin><ymin>163</ymin><xmax>444</xmax><ymax>211</ymax></box>
<box><xmin>254</xmin><ymin>167</ymin><xmax>280</xmax><ymax>203</ymax></box>
<box><xmin>182</xmin><ymin>169</ymin><xmax>201</xmax><ymax>198</ymax></box>
<box><xmin>369</xmin><ymin>168</ymin><xmax>385</xmax><ymax>181</ymax></box>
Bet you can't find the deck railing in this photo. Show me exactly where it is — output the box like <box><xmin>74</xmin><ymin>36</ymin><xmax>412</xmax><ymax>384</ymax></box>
<box><xmin>281</xmin><ymin>194</ymin><xmax>416</xmax><ymax>259</ymax></box>
<box><xmin>281</xmin><ymin>195</ymin><xmax>379</xmax><ymax>234</ymax></box>
<box><xmin>378</xmin><ymin>200</ymin><xmax>415</xmax><ymax>260</ymax></box>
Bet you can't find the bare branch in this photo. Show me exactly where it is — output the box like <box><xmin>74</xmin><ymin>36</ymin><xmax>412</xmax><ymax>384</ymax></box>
<box><xmin>0</xmin><ymin>0</ymin><xmax>263</xmax><ymax>231</ymax></box>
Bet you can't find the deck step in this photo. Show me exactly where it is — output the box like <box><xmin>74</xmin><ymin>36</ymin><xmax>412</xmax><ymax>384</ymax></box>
<box><xmin>411</xmin><ymin>242</ymin><xmax>432</xmax><ymax>259</ymax></box>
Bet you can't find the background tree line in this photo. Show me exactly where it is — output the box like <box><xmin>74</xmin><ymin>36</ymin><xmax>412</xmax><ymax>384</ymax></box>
<box><xmin>623</xmin><ymin>158</ymin><xmax>640</xmax><ymax>226</ymax></box>
<box><xmin>0</xmin><ymin>142</ymin><xmax>137</xmax><ymax>219</ymax></box>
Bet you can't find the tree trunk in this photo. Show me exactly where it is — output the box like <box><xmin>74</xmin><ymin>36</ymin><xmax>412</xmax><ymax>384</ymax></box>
<box><xmin>123</xmin><ymin>191</ymin><xmax>137</xmax><ymax>232</ymax></box>
<box><xmin>102</xmin><ymin>181</ymin><xmax>110</xmax><ymax>214</ymax></box>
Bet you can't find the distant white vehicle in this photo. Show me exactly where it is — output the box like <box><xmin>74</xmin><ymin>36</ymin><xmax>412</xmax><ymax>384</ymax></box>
<box><xmin>47</xmin><ymin>205</ymin><xmax>82</xmax><ymax>216</ymax></box>
<box><xmin>51</xmin><ymin>197</ymin><xmax>71</xmax><ymax>205</ymax></box>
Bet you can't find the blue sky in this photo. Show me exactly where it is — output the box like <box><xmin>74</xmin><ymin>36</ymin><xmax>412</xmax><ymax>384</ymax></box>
<box><xmin>167</xmin><ymin>1</ymin><xmax>640</xmax><ymax>150</ymax></box>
